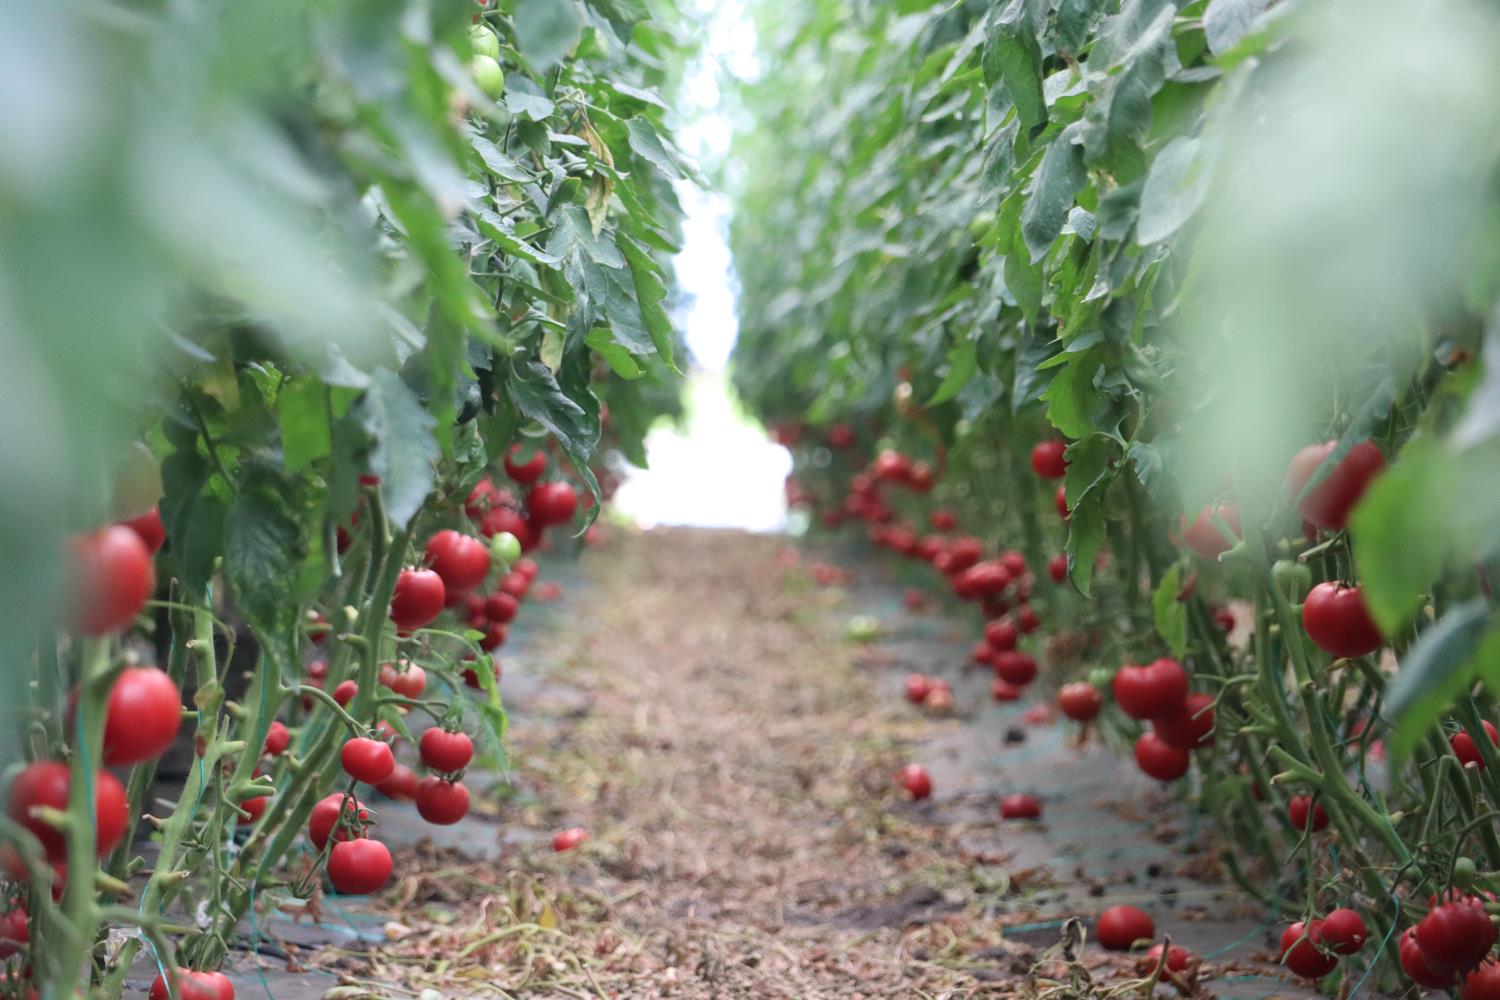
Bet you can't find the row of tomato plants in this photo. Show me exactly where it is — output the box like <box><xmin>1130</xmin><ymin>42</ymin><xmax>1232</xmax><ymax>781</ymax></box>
<box><xmin>0</xmin><ymin>0</ymin><xmax>692</xmax><ymax>995</ymax></box>
<box><xmin>774</xmin><ymin>408</ymin><xmax>1500</xmax><ymax>996</ymax></box>
<box><xmin>7</xmin><ymin>442</ymin><xmax>612</xmax><ymax>1000</ymax></box>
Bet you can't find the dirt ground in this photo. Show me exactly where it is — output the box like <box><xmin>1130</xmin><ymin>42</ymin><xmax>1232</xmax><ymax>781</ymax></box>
<box><xmin>285</xmin><ymin>528</ymin><xmax>1306</xmax><ymax>999</ymax></box>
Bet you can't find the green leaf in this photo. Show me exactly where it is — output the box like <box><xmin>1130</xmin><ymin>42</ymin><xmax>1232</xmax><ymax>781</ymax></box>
<box><xmin>1348</xmin><ymin>437</ymin><xmax>1453</xmax><ymax>632</ymax></box>
<box><xmin>1386</xmin><ymin>601</ymin><xmax>1494</xmax><ymax>763</ymax></box>
<box><xmin>1203</xmin><ymin>0</ymin><xmax>1269</xmax><ymax>56</ymax></box>
<box><xmin>928</xmin><ymin>337</ymin><xmax>978</xmax><ymax>406</ymax></box>
<box><xmin>1005</xmin><ymin>225</ymin><xmax>1044</xmax><ymax>323</ymax></box>
<box><xmin>224</xmin><ymin>465</ymin><xmax>304</xmax><ymax>630</ymax></box>
<box><xmin>1067</xmin><ymin>489</ymin><xmax>1107</xmax><ymax>596</ymax></box>
<box><xmin>1042</xmin><ymin>347</ymin><xmax>1102</xmax><ymax>438</ymax></box>
<box><xmin>621</xmin><ymin>235</ymin><xmax>680</xmax><ymax>371</ymax></box>
<box><xmin>277</xmin><ymin>378</ymin><xmax>330</xmax><ymax>475</ymax></box>
<box><xmin>354</xmin><ymin>369</ymin><xmax>439</xmax><ymax>529</ymax></box>
<box><xmin>513</xmin><ymin>0</ymin><xmax>583</xmax><ymax>73</ymax></box>
<box><xmin>1022</xmin><ymin>122</ymin><xmax>1088</xmax><ymax>262</ymax></box>
<box><xmin>1064</xmin><ymin>433</ymin><xmax>1114</xmax><ymax>505</ymax></box>
<box><xmin>585</xmin><ymin>328</ymin><xmax>645</xmax><ymax>379</ymax></box>
<box><xmin>1056</xmin><ymin>0</ymin><xmax>1109</xmax><ymax>52</ymax></box>
<box><xmin>1137</xmin><ymin>137</ymin><xmax>1209</xmax><ymax>245</ymax></box>
<box><xmin>160</xmin><ymin>447</ymin><xmax>226</xmax><ymax>600</ymax></box>
<box><xmin>507</xmin><ymin>357</ymin><xmax>600</xmax><ymax>462</ymax></box>
<box><xmin>625</xmin><ymin>118</ymin><xmax>684</xmax><ymax>180</ymax></box>
<box><xmin>475</xmin><ymin>209</ymin><xmax>562</xmax><ymax>267</ymax></box>
<box><xmin>984</xmin><ymin>0</ymin><xmax>1048</xmax><ymax>131</ymax></box>
<box><xmin>1081</xmin><ymin>5</ymin><xmax>1177</xmax><ymax>174</ymax></box>
<box><xmin>1152</xmin><ymin>562</ymin><xmax>1189</xmax><ymax>657</ymax></box>
<box><xmin>469</xmin><ymin>133</ymin><xmax>532</xmax><ymax>183</ymax></box>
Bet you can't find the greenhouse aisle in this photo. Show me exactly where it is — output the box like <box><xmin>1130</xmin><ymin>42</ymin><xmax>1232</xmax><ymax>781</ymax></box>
<box><xmin>193</xmin><ymin>529</ymin><xmax>1324</xmax><ymax>1000</ymax></box>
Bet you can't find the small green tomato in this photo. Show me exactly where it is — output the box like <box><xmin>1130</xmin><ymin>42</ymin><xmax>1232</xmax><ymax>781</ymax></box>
<box><xmin>489</xmin><ymin>531</ymin><xmax>521</xmax><ymax>567</ymax></box>
<box><xmin>469</xmin><ymin>24</ymin><xmax>500</xmax><ymax>60</ymax></box>
<box><xmin>471</xmin><ymin>55</ymin><xmax>505</xmax><ymax>99</ymax></box>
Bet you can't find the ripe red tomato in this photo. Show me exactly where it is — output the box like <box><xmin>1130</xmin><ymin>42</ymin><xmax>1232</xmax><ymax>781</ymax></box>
<box><xmin>0</xmin><ymin>908</ymin><xmax>28</xmax><ymax>959</ymax></box>
<box><xmin>121</xmin><ymin>506</ymin><xmax>166</xmax><ymax>555</ymax></box>
<box><xmin>332</xmin><ymin>680</ymin><xmax>358</xmax><ymax>707</ymax></box>
<box><xmin>1112</xmin><ymin>659</ymin><xmax>1189</xmax><ymax>720</ymax></box>
<box><xmin>909</xmin><ymin>462</ymin><xmax>935</xmax><ymax>494</ymax></box>
<box><xmin>872</xmin><ymin>450</ymin><xmax>911</xmax><ymax>483</ymax></box>
<box><xmin>1288</xmin><ymin>795</ymin><xmax>1328</xmax><ymax>832</ymax></box>
<box><xmin>70</xmin><ymin>525</ymin><xmax>155</xmax><ymax>635</ymax></box>
<box><xmin>1463</xmin><ymin>962</ymin><xmax>1500</xmax><ymax>1000</ymax></box>
<box><xmin>1454</xmin><ymin>722</ymin><xmax>1500</xmax><ymax>767</ymax></box>
<box><xmin>376</xmin><ymin>764</ymin><xmax>419</xmax><ymax>801</ymax></box>
<box><xmin>1302</xmin><ymin>582</ymin><xmax>1383</xmax><ymax>658</ymax></box>
<box><xmin>341</xmin><ymin>738</ymin><xmax>395</xmax><ymax>785</ymax></box>
<box><xmin>379</xmin><ymin>663</ymin><xmax>426</xmax><ymax>699</ymax></box>
<box><xmin>1096</xmin><ymin>905</ymin><xmax>1153</xmax><ymax>951</ymax></box>
<box><xmin>904</xmin><ymin>674</ymin><xmax>933</xmax><ymax>704</ymax></box>
<box><xmin>896</xmin><ymin>763</ymin><xmax>931</xmax><ymax>800</ymax></box>
<box><xmin>991</xmin><ymin>679</ymin><xmax>1022</xmax><ymax>702</ymax></box>
<box><xmin>263</xmin><ymin>720</ymin><xmax>291</xmax><ymax>757</ymax></box>
<box><xmin>308</xmin><ymin>793</ymin><xmax>367</xmax><ymax>850</ymax></box>
<box><xmin>419</xmin><ymin>729</ymin><xmax>474</xmax><ymax>773</ymax></box>
<box><xmin>993</xmin><ymin>651</ymin><xmax>1037</xmax><ymax>686</ymax></box>
<box><xmin>416</xmin><ymin>778</ymin><xmax>470</xmax><ymax>825</ymax></box>
<box><xmin>479</xmin><ymin>506</ymin><xmax>533</xmax><ymax>551</ymax></box>
<box><xmin>1180</xmin><ymin>503</ymin><xmax>1241</xmax><ymax>560</ymax></box>
<box><xmin>930</xmin><ymin>509</ymin><xmax>957</xmax><ymax>531</ymax></box>
<box><xmin>500</xmin><ymin>571</ymin><xmax>530</xmax><ymax>600</ymax></box>
<box><xmin>1285</xmin><ymin>440</ymin><xmax>1384</xmax><ymax>531</ymax></box>
<box><xmin>1057</xmin><ymin>682</ymin><xmax>1102</xmax><ymax>722</ymax></box>
<box><xmin>1151</xmin><ymin>692</ymin><xmax>1215</xmax><ymax>750</ymax></box>
<box><xmin>484</xmin><ymin>591</ymin><xmax>519</xmax><ymax>624</ymax></box>
<box><xmin>985</xmin><ymin>619</ymin><xmax>1019</xmax><ymax>652</ymax></box>
<box><xmin>238</xmin><ymin>794</ymin><xmax>268</xmax><ymax>826</ymax></box>
<box><xmin>1402</xmin><ymin>926</ymin><xmax>1458</xmax><ymax>988</ymax></box>
<box><xmin>149</xmin><ymin>970</ymin><xmax>226</xmax><ymax>1000</ymax></box>
<box><xmin>999</xmin><ymin>793</ymin><xmax>1041</xmax><ymax>819</ymax></box>
<box><xmin>527</xmin><ymin>482</ymin><xmax>577</xmax><ymax>527</ymax></box>
<box><xmin>923</xmin><ymin>682</ymin><xmax>954</xmax><ymax>714</ymax></box>
<box><xmin>554</xmin><ymin>827</ymin><xmax>589</xmax><ymax>852</ymax></box>
<box><xmin>504</xmin><ymin>443</ymin><xmax>548</xmax><ymax>484</ymax></box>
<box><xmin>424</xmin><ymin>530</ymin><xmax>490</xmax><ymax>599</ymax></box>
<box><xmin>1136</xmin><ymin>943</ymin><xmax>1192</xmax><ymax>975</ymax></box>
<box><xmin>464</xmin><ymin>476</ymin><xmax>500</xmax><ymax>521</ymax></box>
<box><xmin>479</xmin><ymin>622</ymin><xmax>507</xmax><ymax>651</ymax></box>
<box><xmin>1017</xmin><ymin>605</ymin><xmax>1040</xmax><ymax>634</ymax></box>
<box><xmin>390</xmin><ymin>568</ymin><xmax>445</xmax><ymax>632</ymax></box>
<box><xmin>1000</xmin><ymin>551</ymin><xmax>1027</xmax><ymax>577</ymax></box>
<box><xmin>327</xmin><ymin>838</ymin><xmax>392</xmax><ymax>895</ymax></box>
<box><xmin>1030</xmin><ymin>440</ymin><xmax>1068</xmax><ymax>479</ymax></box>
<box><xmin>8</xmin><ymin>762</ymin><xmax>127</xmax><ymax>861</ymax></box>
<box><xmin>1134</xmin><ymin>732</ymin><xmax>1190</xmax><ymax>781</ymax></box>
<box><xmin>947</xmin><ymin>537</ymin><xmax>983</xmax><ymax>572</ymax></box>
<box><xmin>1213</xmin><ymin>606</ymin><xmax>1235</xmax><ymax>632</ymax></box>
<box><xmin>1320</xmin><ymin>908</ymin><xmax>1368</xmax><ymax>955</ymax></box>
<box><xmin>515</xmin><ymin>557</ymin><xmax>538</xmax><ymax>580</ymax></box>
<box><xmin>1280</xmin><ymin>920</ymin><xmax>1337</xmax><ymax>979</ymax></box>
<box><xmin>1048</xmin><ymin>554</ymin><xmax>1067</xmax><ymax>583</ymax></box>
<box><xmin>1055</xmin><ymin>485</ymin><xmax>1070</xmax><ymax>520</ymax></box>
<box><xmin>1417</xmin><ymin>896</ymin><xmax>1498</xmax><ymax>975</ymax></box>
<box><xmin>99</xmin><ymin>666</ymin><xmax>182</xmax><ymax>766</ymax></box>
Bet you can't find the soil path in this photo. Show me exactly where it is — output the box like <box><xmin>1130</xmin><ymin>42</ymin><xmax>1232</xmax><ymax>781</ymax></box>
<box><xmin>203</xmin><ymin>528</ymin><xmax>1321</xmax><ymax>999</ymax></box>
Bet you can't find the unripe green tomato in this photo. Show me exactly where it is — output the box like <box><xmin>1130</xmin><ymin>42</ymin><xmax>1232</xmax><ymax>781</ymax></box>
<box><xmin>1272</xmin><ymin>558</ymin><xmax>1313</xmax><ymax>602</ymax></box>
<box><xmin>845</xmin><ymin>615</ymin><xmax>880</xmax><ymax>643</ymax></box>
<box><xmin>1453</xmin><ymin>856</ymin><xmax>1478</xmax><ymax>890</ymax></box>
<box><xmin>1087</xmin><ymin>667</ymin><xmax>1115</xmax><ymax>691</ymax></box>
<box><xmin>471</xmin><ymin>55</ymin><xmax>505</xmax><ymax>99</ymax></box>
<box><xmin>968</xmin><ymin>209</ymin><xmax>996</xmax><ymax>241</ymax></box>
<box><xmin>489</xmin><ymin>531</ymin><xmax>521</xmax><ymax>567</ymax></box>
<box><xmin>469</xmin><ymin>25</ymin><xmax>500</xmax><ymax>60</ymax></box>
